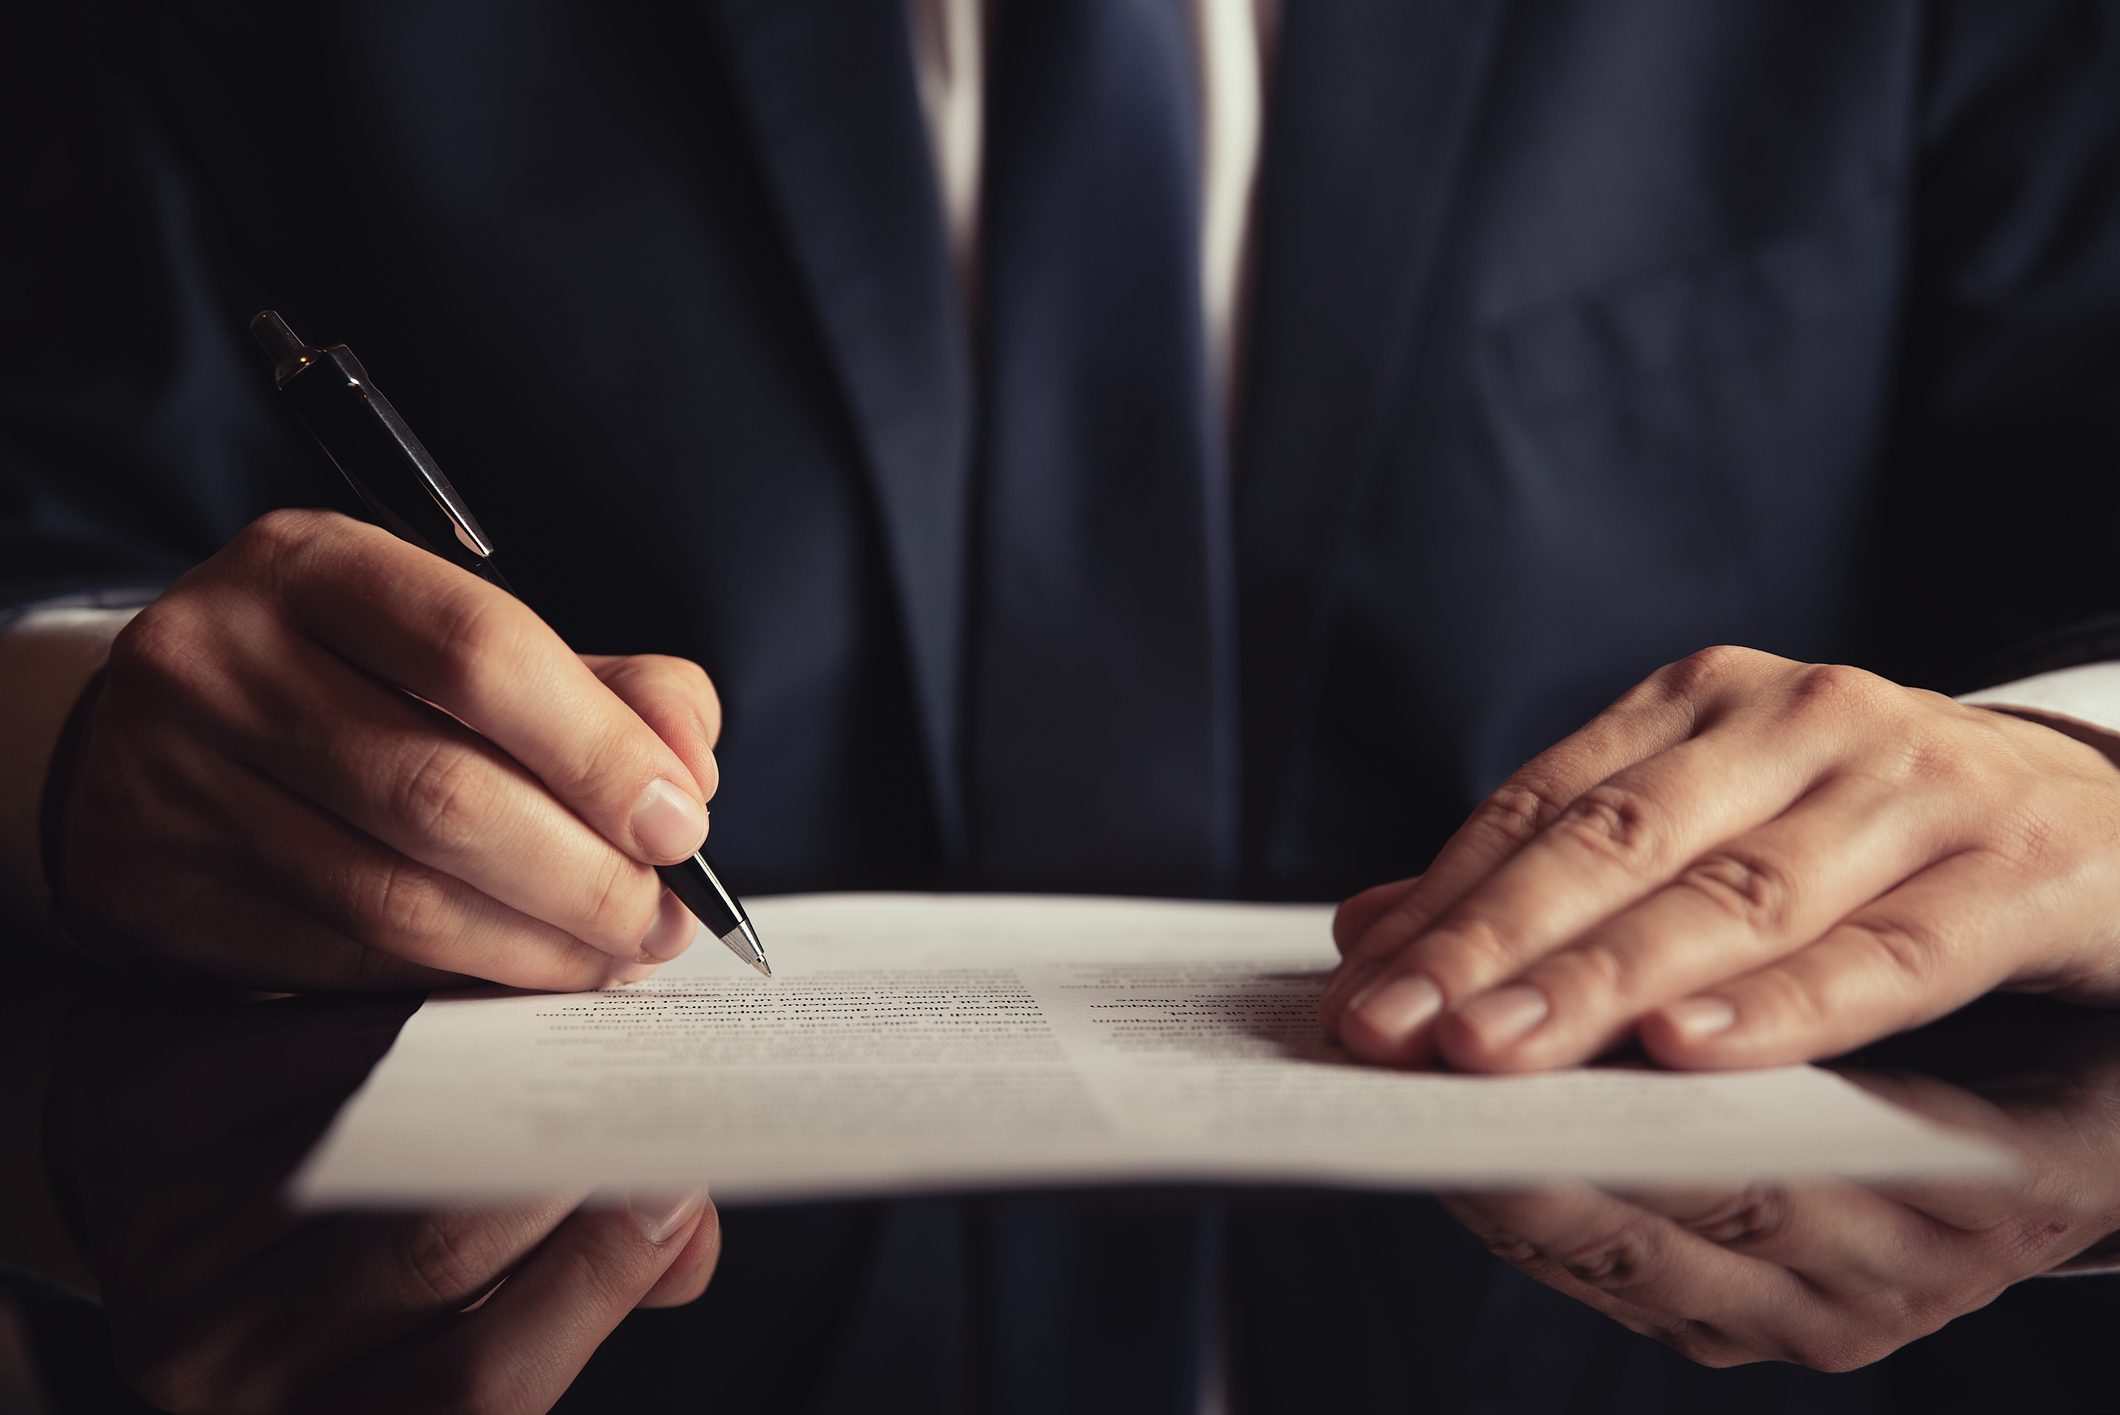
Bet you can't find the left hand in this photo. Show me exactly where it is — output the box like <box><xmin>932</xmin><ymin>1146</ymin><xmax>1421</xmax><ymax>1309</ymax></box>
<box><xmin>1320</xmin><ymin>646</ymin><xmax>2120</xmax><ymax>1071</ymax></box>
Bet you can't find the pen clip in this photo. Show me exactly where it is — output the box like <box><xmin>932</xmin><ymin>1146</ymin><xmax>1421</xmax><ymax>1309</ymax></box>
<box><xmin>252</xmin><ymin>310</ymin><xmax>497</xmax><ymax>568</ymax></box>
<box><xmin>337</xmin><ymin>349</ymin><xmax>497</xmax><ymax>562</ymax></box>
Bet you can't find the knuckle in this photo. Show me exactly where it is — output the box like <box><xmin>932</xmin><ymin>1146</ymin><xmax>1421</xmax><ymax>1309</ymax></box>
<box><xmin>1750</xmin><ymin>963</ymin><xmax>1835</xmax><ymax>1032</ymax></box>
<box><xmin>1656</xmin><ymin>644</ymin><xmax>1757</xmax><ymax>701</ymax></box>
<box><xmin>1671</xmin><ymin>1185</ymin><xmax>1790</xmax><ymax>1245</ymax></box>
<box><xmin>236</xmin><ymin>506</ymin><xmax>330</xmax><ymax>564</ymax></box>
<box><xmin>399</xmin><ymin>1213</ymin><xmax>511</xmax><ymax>1308</ymax></box>
<box><xmin>396</xmin><ymin>742</ymin><xmax>496</xmax><ymax>856</ymax></box>
<box><xmin>1471</xmin><ymin>780</ymin><xmax>1568</xmax><ymax>851</ymax></box>
<box><xmin>638</xmin><ymin>652</ymin><xmax>716</xmax><ymax>702</ymax></box>
<box><xmin>366</xmin><ymin>857</ymin><xmax>457</xmax><ymax>950</ymax></box>
<box><xmin>1677</xmin><ymin>850</ymin><xmax>1795</xmax><ymax>932</ymax></box>
<box><xmin>1784</xmin><ymin>1332</ymin><xmax>1883</xmax><ymax>1374</ymax></box>
<box><xmin>1889</xmin><ymin>1272</ymin><xmax>2021</xmax><ymax>1359</ymax></box>
<box><xmin>1881</xmin><ymin>1281</ymin><xmax>1958</xmax><ymax>1341</ymax></box>
<box><xmin>1360</xmin><ymin>892</ymin><xmax>1444</xmax><ymax>957</ymax></box>
<box><xmin>1848</xmin><ymin>914</ymin><xmax>1945</xmax><ymax>983</ymax></box>
<box><xmin>544</xmin><ymin>1224</ymin><xmax>639</xmax><ymax>1313</ymax></box>
<box><xmin>1778</xmin><ymin>1336</ymin><xmax>1838</xmax><ymax>1372</ymax></box>
<box><xmin>1553</xmin><ymin>1219</ymin><xmax>1659</xmax><ymax>1290</ymax></box>
<box><xmin>1420</xmin><ymin>915</ymin><xmax>1519</xmax><ymax>993</ymax></box>
<box><xmin>232</xmin><ymin>508</ymin><xmax>338</xmax><ymax>595</ymax></box>
<box><xmin>1660</xmin><ymin>1321</ymin><xmax>1746</xmax><ymax>1369</ymax></box>
<box><xmin>1538</xmin><ymin>942</ymin><xmax>1632</xmax><ymax>1007</ymax></box>
<box><xmin>1473</xmin><ymin>1229</ymin><xmax>1543</xmax><ymax>1266</ymax></box>
<box><xmin>1786</xmin><ymin>662</ymin><xmax>1886</xmax><ymax>719</ymax></box>
<box><xmin>1554</xmin><ymin>783</ymin><xmax>1663</xmax><ymax>868</ymax></box>
<box><xmin>109</xmin><ymin>598</ymin><xmax>206</xmax><ymax>689</ymax></box>
<box><xmin>428</xmin><ymin>585</ymin><xmax>524</xmax><ymax>702</ymax></box>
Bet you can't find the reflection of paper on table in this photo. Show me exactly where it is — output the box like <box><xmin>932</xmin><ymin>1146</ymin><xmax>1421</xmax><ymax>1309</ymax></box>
<box><xmin>294</xmin><ymin>894</ymin><xmax>2008</xmax><ymax>1205</ymax></box>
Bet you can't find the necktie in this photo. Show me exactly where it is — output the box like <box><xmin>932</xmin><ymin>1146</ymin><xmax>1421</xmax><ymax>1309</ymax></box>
<box><xmin>966</xmin><ymin>0</ymin><xmax>1236</xmax><ymax>893</ymax></box>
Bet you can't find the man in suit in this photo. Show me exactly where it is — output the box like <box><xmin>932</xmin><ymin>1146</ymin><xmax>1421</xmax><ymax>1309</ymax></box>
<box><xmin>4</xmin><ymin>2</ymin><xmax>2120</xmax><ymax>1409</ymax></box>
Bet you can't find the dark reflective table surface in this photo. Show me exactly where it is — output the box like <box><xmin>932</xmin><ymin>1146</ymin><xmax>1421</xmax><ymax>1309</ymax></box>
<box><xmin>9</xmin><ymin>955</ymin><xmax>2120</xmax><ymax>1414</ymax></box>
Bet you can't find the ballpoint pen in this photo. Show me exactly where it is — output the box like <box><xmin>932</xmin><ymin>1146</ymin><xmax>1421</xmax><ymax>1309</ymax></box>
<box><xmin>247</xmin><ymin>309</ymin><xmax>770</xmax><ymax>977</ymax></box>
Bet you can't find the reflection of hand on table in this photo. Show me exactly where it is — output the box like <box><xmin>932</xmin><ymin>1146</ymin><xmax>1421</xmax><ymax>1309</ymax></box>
<box><xmin>50</xmin><ymin>992</ymin><xmax>717</xmax><ymax>1414</ymax></box>
<box><xmin>1439</xmin><ymin>1011</ymin><xmax>2120</xmax><ymax>1371</ymax></box>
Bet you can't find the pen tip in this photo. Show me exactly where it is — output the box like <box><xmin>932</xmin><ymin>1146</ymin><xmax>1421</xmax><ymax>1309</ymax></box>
<box><xmin>737</xmin><ymin>919</ymin><xmax>769</xmax><ymax>975</ymax></box>
<box><xmin>718</xmin><ymin>918</ymin><xmax>771</xmax><ymax>977</ymax></box>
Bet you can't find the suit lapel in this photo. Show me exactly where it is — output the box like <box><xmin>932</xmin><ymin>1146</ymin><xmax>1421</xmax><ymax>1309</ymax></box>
<box><xmin>1236</xmin><ymin>0</ymin><xmax>1511</xmax><ymax>872</ymax></box>
<box><xmin>709</xmin><ymin>0</ymin><xmax>971</xmax><ymax>859</ymax></box>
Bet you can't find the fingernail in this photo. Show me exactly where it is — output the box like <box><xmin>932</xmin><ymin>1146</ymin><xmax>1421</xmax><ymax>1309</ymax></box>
<box><xmin>1457</xmin><ymin>984</ymin><xmax>1550</xmax><ymax>1047</ymax></box>
<box><xmin>1663</xmin><ymin>996</ymin><xmax>1737</xmax><ymax>1040</ymax></box>
<box><xmin>631</xmin><ymin>779</ymin><xmax>707</xmax><ymax>861</ymax></box>
<box><xmin>606</xmin><ymin>960</ymin><xmax>658</xmax><ymax>986</ymax></box>
<box><xmin>628</xmin><ymin>1189</ymin><xmax>709</xmax><ymax>1244</ymax></box>
<box><xmin>638</xmin><ymin>891</ymin><xmax>698</xmax><ymax>963</ymax></box>
<box><xmin>1348</xmin><ymin>975</ymin><xmax>1443</xmax><ymax>1047</ymax></box>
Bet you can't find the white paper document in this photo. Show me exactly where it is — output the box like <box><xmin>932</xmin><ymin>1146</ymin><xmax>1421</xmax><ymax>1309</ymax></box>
<box><xmin>295</xmin><ymin>894</ymin><xmax>2008</xmax><ymax>1205</ymax></box>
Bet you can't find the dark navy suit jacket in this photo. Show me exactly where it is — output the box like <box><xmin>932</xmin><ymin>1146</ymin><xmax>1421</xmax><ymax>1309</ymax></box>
<box><xmin>8</xmin><ymin>3</ymin><xmax>2120</xmax><ymax>1411</ymax></box>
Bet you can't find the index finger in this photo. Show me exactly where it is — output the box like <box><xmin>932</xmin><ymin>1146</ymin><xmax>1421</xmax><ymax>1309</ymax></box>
<box><xmin>1319</xmin><ymin>662</ymin><xmax>1703</xmax><ymax>1036</ymax></box>
<box><xmin>267</xmin><ymin>512</ymin><xmax>714</xmax><ymax>866</ymax></box>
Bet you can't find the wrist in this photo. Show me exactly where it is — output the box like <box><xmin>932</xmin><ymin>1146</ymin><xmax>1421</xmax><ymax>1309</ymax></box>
<box><xmin>1983</xmin><ymin>708</ymin><xmax>2120</xmax><ymax>773</ymax></box>
<box><xmin>0</xmin><ymin>607</ymin><xmax>141</xmax><ymax>933</ymax></box>
<box><xmin>1960</xmin><ymin>663</ymin><xmax>2120</xmax><ymax>771</ymax></box>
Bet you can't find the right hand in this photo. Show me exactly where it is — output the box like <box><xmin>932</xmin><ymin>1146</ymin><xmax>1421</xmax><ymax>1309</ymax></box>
<box><xmin>49</xmin><ymin>507</ymin><xmax>723</xmax><ymax>991</ymax></box>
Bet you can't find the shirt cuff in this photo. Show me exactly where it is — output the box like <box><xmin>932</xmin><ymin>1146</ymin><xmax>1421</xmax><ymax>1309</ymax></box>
<box><xmin>0</xmin><ymin>584</ymin><xmax>165</xmax><ymax>635</ymax></box>
<box><xmin>1956</xmin><ymin>662</ymin><xmax>2120</xmax><ymax>743</ymax></box>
